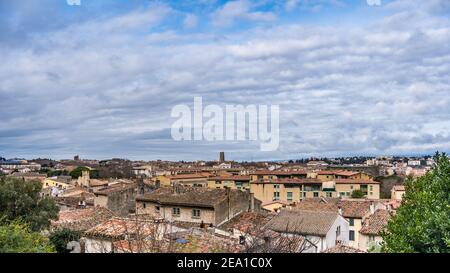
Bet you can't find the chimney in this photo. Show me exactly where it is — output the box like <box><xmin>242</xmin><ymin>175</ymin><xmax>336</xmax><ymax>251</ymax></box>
<box><xmin>338</xmin><ymin>205</ymin><xmax>342</xmax><ymax>216</ymax></box>
<box><xmin>247</xmin><ymin>189</ymin><xmax>255</xmax><ymax>212</ymax></box>
<box><xmin>370</xmin><ymin>201</ymin><xmax>375</xmax><ymax>215</ymax></box>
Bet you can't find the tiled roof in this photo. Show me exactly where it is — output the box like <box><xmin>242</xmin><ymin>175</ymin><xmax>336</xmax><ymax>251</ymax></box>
<box><xmin>94</xmin><ymin>182</ymin><xmax>136</xmax><ymax>196</ymax></box>
<box><xmin>322</xmin><ymin>244</ymin><xmax>366</xmax><ymax>253</ymax></box>
<box><xmin>295</xmin><ymin>198</ymin><xmax>381</xmax><ymax>218</ymax></box>
<box><xmin>168</xmin><ymin>174</ymin><xmax>208</xmax><ymax>180</ymax></box>
<box><xmin>251</xmin><ymin>178</ymin><xmax>321</xmax><ymax>184</ymax></box>
<box><xmin>334</xmin><ymin>179</ymin><xmax>379</xmax><ymax>184</ymax></box>
<box><xmin>51</xmin><ymin>207</ymin><xmax>115</xmax><ymax>232</ymax></box>
<box><xmin>360</xmin><ymin>209</ymin><xmax>391</xmax><ymax>235</ymax></box>
<box><xmin>266</xmin><ymin>209</ymin><xmax>339</xmax><ymax>236</ymax></box>
<box><xmin>208</xmin><ymin>175</ymin><xmax>250</xmax><ymax>181</ymax></box>
<box><xmin>219</xmin><ymin>212</ymin><xmax>274</xmax><ymax>236</ymax></box>
<box><xmin>251</xmin><ymin>170</ymin><xmax>307</xmax><ymax>175</ymax></box>
<box><xmin>136</xmin><ymin>187</ymin><xmax>243</xmax><ymax>208</ymax></box>
<box><xmin>335</xmin><ymin>170</ymin><xmax>361</xmax><ymax>176</ymax></box>
<box><xmin>85</xmin><ymin>217</ymin><xmax>158</xmax><ymax>239</ymax></box>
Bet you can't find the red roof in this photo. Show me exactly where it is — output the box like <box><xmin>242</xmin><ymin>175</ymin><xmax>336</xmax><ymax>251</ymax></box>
<box><xmin>251</xmin><ymin>178</ymin><xmax>321</xmax><ymax>185</ymax></box>
<box><xmin>334</xmin><ymin>179</ymin><xmax>379</xmax><ymax>185</ymax></box>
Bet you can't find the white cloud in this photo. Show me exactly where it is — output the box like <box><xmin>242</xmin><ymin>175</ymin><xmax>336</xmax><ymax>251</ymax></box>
<box><xmin>183</xmin><ymin>14</ymin><xmax>198</xmax><ymax>29</ymax></box>
<box><xmin>1</xmin><ymin>0</ymin><xmax>450</xmax><ymax>160</ymax></box>
<box><xmin>211</xmin><ymin>0</ymin><xmax>277</xmax><ymax>27</ymax></box>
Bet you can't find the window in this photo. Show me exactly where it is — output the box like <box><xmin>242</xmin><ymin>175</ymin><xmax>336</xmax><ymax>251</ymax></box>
<box><xmin>155</xmin><ymin>206</ymin><xmax>160</xmax><ymax>213</ymax></box>
<box><xmin>349</xmin><ymin>230</ymin><xmax>355</xmax><ymax>241</ymax></box>
<box><xmin>287</xmin><ymin>192</ymin><xmax>293</xmax><ymax>202</ymax></box>
<box><xmin>313</xmin><ymin>192</ymin><xmax>319</xmax><ymax>197</ymax></box>
<box><xmin>143</xmin><ymin>203</ymin><xmax>146</xmax><ymax>209</ymax></box>
<box><xmin>273</xmin><ymin>184</ymin><xmax>280</xmax><ymax>189</ymax></box>
<box><xmin>349</xmin><ymin>218</ymin><xmax>354</xmax><ymax>226</ymax></box>
<box><xmin>336</xmin><ymin>226</ymin><xmax>341</xmax><ymax>237</ymax></box>
<box><xmin>172</xmin><ymin>207</ymin><xmax>180</xmax><ymax>217</ymax></box>
<box><xmin>192</xmin><ymin>209</ymin><xmax>201</xmax><ymax>218</ymax></box>
<box><xmin>215</xmin><ymin>181</ymin><xmax>222</xmax><ymax>184</ymax></box>
<box><xmin>326</xmin><ymin>192</ymin><xmax>333</xmax><ymax>198</ymax></box>
<box><xmin>273</xmin><ymin>192</ymin><xmax>280</xmax><ymax>200</ymax></box>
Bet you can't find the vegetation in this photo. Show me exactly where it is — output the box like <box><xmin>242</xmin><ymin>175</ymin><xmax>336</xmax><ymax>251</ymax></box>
<box><xmin>351</xmin><ymin>189</ymin><xmax>365</xmax><ymax>199</ymax></box>
<box><xmin>382</xmin><ymin>153</ymin><xmax>450</xmax><ymax>253</ymax></box>
<box><xmin>49</xmin><ymin>228</ymin><xmax>81</xmax><ymax>253</ymax></box>
<box><xmin>0</xmin><ymin>220</ymin><xmax>55</xmax><ymax>253</ymax></box>
<box><xmin>69</xmin><ymin>166</ymin><xmax>91</xmax><ymax>179</ymax></box>
<box><xmin>375</xmin><ymin>175</ymin><xmax>405</xmax><ymax>199</ymax></box>
<box><xmin>0</xmin><ymin>177</ymin><xmax>59</xmax><ymax>231</ymax></box>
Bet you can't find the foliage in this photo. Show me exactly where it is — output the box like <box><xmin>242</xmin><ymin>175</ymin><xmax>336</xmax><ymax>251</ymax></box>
<box><xmin>0</xmin><ymin>220</ymin><xmax>55</xmax><ymax>253</ymax></box>
<box><xmin>49</xmin><ymin>228</ymin><xmax>81</xmax><ymax>253</ymax></box>
<box><xmin>382</xmin><ymin>153</ymin><xmax>450</xmax><ymax>253</ymax></box>
<box><xmin>0</xmin><ymin>177</ymin><xmax>59</xmax><ymax>231</ymax></box>
<box><xmin>69</xmin><ymin>167</ymin><xmax>91</xmax><ymax>179</ymax></box>
<box><xmin>351</xmin><ymin>189</ymin><xmax>365</xmax><ymax>199</ymax></box>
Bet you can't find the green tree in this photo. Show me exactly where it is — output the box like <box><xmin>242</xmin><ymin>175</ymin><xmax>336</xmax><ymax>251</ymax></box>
<box><xmin>382</xmin><ymin>153</ymin><xmax>450</xmax><ymax>253</ymax></box>
<box><xmin>351</xmin><ymin>189</ymin><xmax>365</xmax><ymax>199</ymax></box>
<box><xmin>0</xmin><ymin>177</ymin><xmax>59</xmax><ymax>231</ymax></box>
<box><xmin>69</xmin><ymin>167</ymin><xmax>91</xmax><ymax>179</ymax></box>
<box><xmin>49</xmin><ymin>228</ymin><xmax>81</xmax><ymax>253</ymax></box>
<box><xmin>0</xmin><ymin>220</ymin><xmax>55</xmax><ymax>253</ymax></box>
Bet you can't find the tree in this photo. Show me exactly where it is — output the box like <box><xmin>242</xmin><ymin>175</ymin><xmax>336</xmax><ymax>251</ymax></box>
<box><xmin>69</xmin><ymin>167</ymin><xmax>90</xmax><ymax>179</ymax></box>
<box><xmin>0</xmin><ymin>177</ymin><xmax>59</xmax><ymax>231</ymax></box>
<box><xmin>0</xmin><ymin>220</ymin><xmax>55</xmax><ymax>253</ymax></box>
<box><xmin>382</xmin><ymin>153</ymin><xmax>450</xmax><ymax>253</ymax></box>
<box><xmin>351</xmin><ymin>189</ymin><xmax>365</xmax><ymax>199</ymax></box>
<box><xmin>49</xmin><ymin>228</ymin><xmax>81</xmax><ymax>253</ymax></box>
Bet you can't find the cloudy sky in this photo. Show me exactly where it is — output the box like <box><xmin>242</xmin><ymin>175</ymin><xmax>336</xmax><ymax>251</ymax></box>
<box><xmin>1</xmin><ymin>0</ymin><xmax>450</xmax><ymax>161</ymax></box>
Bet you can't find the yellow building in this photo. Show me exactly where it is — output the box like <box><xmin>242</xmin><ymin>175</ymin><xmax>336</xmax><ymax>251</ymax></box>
<box><xmin>207</xmin><ymin>175</ymin><xmax>251</xmax><ymax>190</ymax></box>
<box><xmin>42</xmin><ymin>178</ymin><xmax>70</xmax><ymax>190</ymax></box>
<box><xmin>250</xmin><ymin>178</ymin><xmax>330</xmax><ymax>205</ymax></box>
<box><xmin>334</xmin><ymin>179</ymin><xmax>380</xmax><ymax>199</ymax></box>
<box><xmin>157</xmin><ymin>174</ymin><xmax>208</xmax><ymax>187</ymax></box>
<box><xmin>250</xmin><ymin>170</ymin><xmax>308</xmax><ymax>182</ymax></box>
<box><xmin>317</xmin><ymin>170</ymin><xmax>374</xmax><ymax>182</ymax></box>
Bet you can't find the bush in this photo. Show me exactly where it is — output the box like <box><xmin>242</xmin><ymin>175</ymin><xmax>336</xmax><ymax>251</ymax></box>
<box><xmin>49</xmin><ymin>228</ymin><xmax>81</xmax><ymax>253</ymax></box>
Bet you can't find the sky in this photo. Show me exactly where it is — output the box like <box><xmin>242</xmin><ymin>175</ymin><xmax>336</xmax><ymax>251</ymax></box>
<box><xmin>1</xmin><ymin>0</ymin><xmax>450</xmax><ymax>161</ymax></box>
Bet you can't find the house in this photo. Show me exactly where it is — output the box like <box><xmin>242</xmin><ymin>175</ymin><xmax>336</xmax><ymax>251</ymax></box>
<box><xmin>8</xmin><ymin>172</ymin><xmax>47</xmax><ymax>182</ymax></box>
<box><xmin>265</xmin><ymin>209</ymin><xmax>349</xmax><ymax>253</ymax></box>
<box><xmin>316</xmin><ymin>170</ymin><xmax>373</xmax><ymax>182</ymax></box>
<box><xmin>250</xmin><ymin>178</ymin><xmax>325</xmax><ymax>205</ymax></box>
<box><xmin>391</xmin><ymin>185</ymin><xmax>406</xmax><ymax>200</ymax></box>
<box><xmin>53</xmin><ymin>187</ymin><xmax>95</xmax><ymax>211</ymax></box>
<box><xmin>322</xmin><ymin>243</ymin><xmax>365</xmax><ymax>253</ymax></box>
<box><xmin>334</xmin><ymin>179</ymin><xmax>380</xmax><ymax>199</ymax></box>
<box><xmin>157</xmin><ymin>174</ymin><xmax>209</xmax><ymax>187</ymax></box>
<box><xmin>295</xmin><ymin>198</ymin><xmax>386</xmax><ymax>249</ymax></box>
<box><xmin>250</xmin><ymin>170</ymin><xmax>308</xmax><ymax>181</ymax></box>
<box><xmin>261</xmin><ymin>200</ymin><xmax>289</xmax><ymax>212</ymax></box>
<box><xmin>51</xmin><ymin>207</ymin><xmax>115</xmax><ymax>232</ymax></box>
<box><xmin>83</xmin><ymin>217</ymin><xmax>185</xmax><ymax>253</ymax></box>
<box><xmin>93</xmin><ymin>182</ymin><xmax>137</xmax><ymax>216</ymax></box>
<box><xmin>207</xmin><ymin>175</ymin><xmax>251</xmax><ymax>190</ymax></box>
<box><xmin>359</xmin><ymin>209</ymin><xmax>392</xmax><ymax>251</ymax></box>
<box><xmin>135</xmin><ymin>186</ymin><xmax>260</xmax><ymax>226</ymax></box>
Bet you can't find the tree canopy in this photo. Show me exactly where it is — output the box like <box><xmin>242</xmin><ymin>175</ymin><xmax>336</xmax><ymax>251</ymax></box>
<box><xmin>351</xmin><ymin>189</ymin><xmax>365</xmax><ymax>199</ymax></box>
<box><xmin>382</xmin><ymin>153</ymin><xmax>450</xmax><ymax>253</ymax></box>
<box><xmin>0</xmin><ymin>177</ymin><xmax>59</xmax><ymax>231</ymax></box>
<box><xmin>49</xmin><ymin>228</ymin><xmax>81</xmax><ymax>253</ymax></box>
<box><xmin>0</xmin><ymin>220</ymin><xmax>55</xmax><ymax>253</ymax></box>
